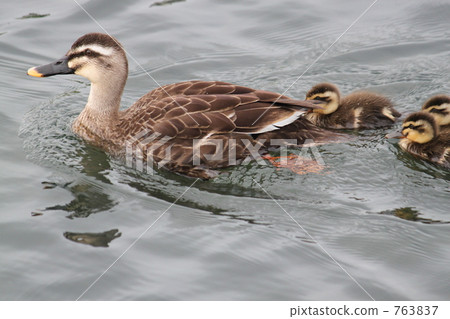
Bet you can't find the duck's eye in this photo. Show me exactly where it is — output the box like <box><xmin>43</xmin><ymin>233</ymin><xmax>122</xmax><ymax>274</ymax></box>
<box><xmin>85</xmin><ymin>49</ymin><xmax>93</xmax><ymax>56</ymax></box>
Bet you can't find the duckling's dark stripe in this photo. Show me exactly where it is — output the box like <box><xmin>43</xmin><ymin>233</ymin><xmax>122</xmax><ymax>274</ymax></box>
<box><xmin>429</xmin><ymin>108</ymin><xmax>448</xmax><ymax>115</ymax></box>
<box><xmin>403</xmin><ymin>124</ymin><xmax>417</xmax><ymax>130</ymax></box>
<box><xmin>313</xmin><ymin>96</ymin><xmax>330</xmax><ymax>102</ymax></box>
<box><xmin>403</xmin><ymin>123</ymin><xmax>426</xmax><ymax>132</ymax></box>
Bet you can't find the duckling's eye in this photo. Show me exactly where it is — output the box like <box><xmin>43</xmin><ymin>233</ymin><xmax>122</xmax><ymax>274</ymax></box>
<box><xmin>85</xmin><ymin>49</ymin><xmax>93</xmax><ymax>56</ymax></box>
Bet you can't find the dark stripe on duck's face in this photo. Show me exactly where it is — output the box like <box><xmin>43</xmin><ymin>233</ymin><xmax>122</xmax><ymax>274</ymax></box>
<box><xmin>68</xmin><ymin>49</ymin><xmax>102</xmax><ymax>60</ymax></box>
<box><xmin>402</xmin><ymin>123</ymin><xmax>426</xmax><ymax>135</ymax></box>
<box><xmin>403</xmin><ymin>123</ymin><xmax>419</xmax><ymax>130</ymax></box>
<box><xmin>313</xmin><ymin>96</ymin><xmax>331</xmax><ymax>102</ymax></box>
<box><xmin>429</xmin><ymin>107</ymin><xmax>448</xmax><ymax>115</ymax></box>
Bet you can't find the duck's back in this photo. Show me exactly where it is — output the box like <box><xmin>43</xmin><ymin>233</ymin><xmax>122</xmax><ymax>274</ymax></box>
<box><xmin>118</xmin><ymin>81</ymin><xmax>304</xmax><ymax>138</ymax></box>
<box><xmin>441</xmin><ymin>125</ymin><xmax>450</xmax><ymax>134</ymax></box>
<box><xmin>337</xmin><ymin>91</ymin><xmax>400</xmax><ymax>129</ymax></box>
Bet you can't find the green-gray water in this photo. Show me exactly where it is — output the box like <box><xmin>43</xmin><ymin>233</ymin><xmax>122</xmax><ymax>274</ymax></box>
<box><xmin>1</xmin><ymin>0</ymin><xmax>449</xmax><ymax>300</ymax></box>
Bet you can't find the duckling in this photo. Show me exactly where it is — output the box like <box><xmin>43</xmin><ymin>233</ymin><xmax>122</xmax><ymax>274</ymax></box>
<box><xmin>305</xmin><ymin>82</ymin><xmax>400</xmax><ymax>129</ymax></box>
<box><xmin>27</xmin><ymin>33</ymin><xmax>328</xmax><ymax>179</ymax></box>
<box><xmin>421</xmin><ymin>95</ymin><xmax>450</xmax><ymax>132</ymax></box>
<box><xmin>396</xmin><ymin>112</ymin><xmax>449</xmax><ymax>168</ymax></box>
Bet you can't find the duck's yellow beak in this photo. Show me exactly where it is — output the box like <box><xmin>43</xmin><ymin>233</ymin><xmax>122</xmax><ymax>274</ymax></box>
<box><xmin>27</xmin><ymin>56</ymin><xmax>74</xmax><ymax>77</ymax></box>
<box><xmin>27</xmin><ymin>67</ymin><xmax>44</xmax><ymax>77</ymax></box>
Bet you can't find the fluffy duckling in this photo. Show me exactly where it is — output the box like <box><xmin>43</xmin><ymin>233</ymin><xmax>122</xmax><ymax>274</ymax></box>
<box><xmin>396</xmin><ymin>112</ymin><xmax>449</xmax><ymax>168</ymax></box>
<box><xmin>421</xmin><ymin>95</ymin><xmax>450</xmax><ymax>132</ymax></box>
<box><xmin>27</xmin><ymin>33</ymin><xmax>326</xmax><ymax>179</ymax></box>
<box><xmin>305</xmin><ymin>82</ymin><xmax>400</xmax><ymax>129</ymax></box>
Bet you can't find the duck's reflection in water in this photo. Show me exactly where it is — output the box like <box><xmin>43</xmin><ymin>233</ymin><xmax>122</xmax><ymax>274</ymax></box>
<box><xmin>43</xmin><ymin>181</ymin><xmax>117</xmax><ymax>219</ymax></box>
<box><xmin>64</xmin><ymin>229</ymin><xmax>121</xmax><ymax>247</ymax></box>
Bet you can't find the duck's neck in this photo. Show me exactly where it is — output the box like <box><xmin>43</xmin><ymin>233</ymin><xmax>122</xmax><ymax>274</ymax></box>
<box><xmin>73</xmin><ymin>79</ymin><xmax>125</xmax><ymax>141</ymax></box>
<box><xmin>84</xmin><ymin>81</ymin><xmax>122</xmax><ymax>120</ymax></box>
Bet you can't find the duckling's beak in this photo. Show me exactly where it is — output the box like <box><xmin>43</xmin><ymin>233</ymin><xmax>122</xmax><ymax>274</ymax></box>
<box><xmin>385</xmin><ymin>131</ymin><xmax>405</xmax><ymax>139</ymax></box>
<box><xmin>303</xmin><ymin>100</ymin><xmax>324</xmax><ymax>110</ymax></box>
<box><xmin>27</xmin><ymin>56</ymin><xmax>74</xmax><ymax>77</ymax></box>
<box><xmin>305</xmin><ymin>99</ymin><xmax>323</xmax><ymax>112</ymax></box>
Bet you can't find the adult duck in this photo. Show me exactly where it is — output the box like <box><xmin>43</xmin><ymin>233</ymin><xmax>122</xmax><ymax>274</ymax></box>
<box><xmin>28</xmin><ymin>33</ymin><xmax>332</xmax><ymax>178</ymax></box>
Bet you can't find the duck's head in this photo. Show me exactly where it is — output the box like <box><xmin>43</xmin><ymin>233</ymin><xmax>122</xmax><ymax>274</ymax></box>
<box><xmin>421</xmin><ymin>95</ymin><xmax>450</xmax><ymax>126</ymax></box>
<box><xmin>400</xmin><ymin>112</ymin><xmax>439</xmax><ymax>144</ymax></box>
<box><xmin>305</xmin><ymin>82</ymin><xmax>340</xmax><ymax>114</ymax></box>
<box><xmin>27</xmin><ymin>33</ymin><xmax>128</xmax><ymax>85</ymax></box>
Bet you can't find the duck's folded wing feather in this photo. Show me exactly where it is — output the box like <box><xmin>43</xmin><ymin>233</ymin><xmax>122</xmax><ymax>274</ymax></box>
<box><xmin>142</xmin><ymin>81</ymin><xmax>256</xmax><ymax>99</ymax></box>
<box><xmin>125</xmin><ymin>81</ymin><xmax>320</xmax><ymax>141</ymax></box>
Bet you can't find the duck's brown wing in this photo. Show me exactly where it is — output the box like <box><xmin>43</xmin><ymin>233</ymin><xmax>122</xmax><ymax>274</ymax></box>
<box><xmin>119</xmin><ymin>81</ymin><xmax>320</xmax><ymax>178</ymax></box>
<box><xmin>123</xmin><ymin>81</ymin><xmax>320</xmax><ymax>138</ymax></box>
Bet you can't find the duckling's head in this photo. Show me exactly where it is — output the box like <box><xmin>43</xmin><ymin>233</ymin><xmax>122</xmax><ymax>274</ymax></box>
<box><xmin>28</xmin><ymin>33</ymin><xmax>128</xmax><ymax>85</ymax></box>
<box><xmin>305</xmin><ymin>83</ymin><xmax>340</xmax><ymax>115</ymax></box>
<box><xmin>421</xmin><ymin>95</ymin><xmax>450</xmax><ymax>126</ymax></box>
<box><xmin>401</xmin><ymin>112</ymin><xmax>439</xmax><ymax>144</ymax></box>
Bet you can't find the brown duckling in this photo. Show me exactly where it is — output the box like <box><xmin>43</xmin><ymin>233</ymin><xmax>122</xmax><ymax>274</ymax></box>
<box><xmin>421</xmin><ymin>95</ymin><xmax>450</xmax><ymax>132</ymax></box>
<box><xmin>305</xmin><ymin>82</ymin><xmax>400</xmax><ymax>129</ymax></box>
<box><xmin>27</xmin><ymin>33</ymin><xmax>328</xmax><ymax>179</ymax></box>
<box><xmin>396</xmin><ymin>112</ymin><xmax>449</xmax><ymax>168</ymax></box>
